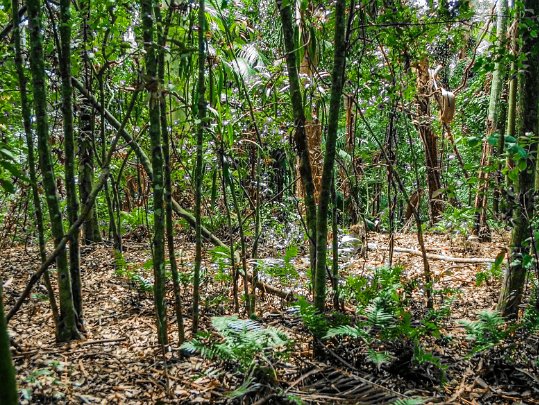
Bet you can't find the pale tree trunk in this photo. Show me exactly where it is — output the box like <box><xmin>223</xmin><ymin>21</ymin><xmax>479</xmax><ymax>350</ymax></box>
<box><xmin>415</xmin><ymin>59</ymin><xmax>443</xmax><ymax>225</ymax></box>
<box><xmin>473</xmin><ymin>0</ymin><xmax>508</xmax><ymax>242</ymax></box>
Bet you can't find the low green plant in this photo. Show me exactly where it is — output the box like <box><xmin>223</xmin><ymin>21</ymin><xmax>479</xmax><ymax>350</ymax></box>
<box><xmin>460</xmin><ymin>310</ymin><xmax>510</xmax><ymax>354</ymax></box>
<box><xmin>294</xmin><ymin>296</ymin><xmax>329</xmax><ymax>337</ymax></box>
<box><xmin>180</xmin><ymin>316</ymin><xmax>292</xmax><ymax>374</ymax></box>
<box><xmin>475</xmin><ymin>251</ymin><xmax>504</xmax><ymax>286</ymax></box>
<box><xmin>325</xmin><ymin>266</ymin><xmax>449</xmax><ymax>381</ymax></box>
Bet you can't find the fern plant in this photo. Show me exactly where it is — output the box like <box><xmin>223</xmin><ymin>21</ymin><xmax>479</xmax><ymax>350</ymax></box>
<box><xmin>460</xmin><ymin>310</ymin><xmax>508</xmax><ymax>354</ymax></box>
<box><xmin>180</xmin><ymin>316</ymin><xmax>291</xmax><ymax>373</ymax></box>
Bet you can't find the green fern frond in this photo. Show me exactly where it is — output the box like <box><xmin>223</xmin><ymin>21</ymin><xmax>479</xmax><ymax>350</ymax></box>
<box><xmin>324</xmin><ymin>325</ymin><xmax>367</xmax><ymax>341</ymax></box>
<box><xmin>367</xmin><ymin>349</ymin><xmax>394</xmax><ymax>370</ymax></box>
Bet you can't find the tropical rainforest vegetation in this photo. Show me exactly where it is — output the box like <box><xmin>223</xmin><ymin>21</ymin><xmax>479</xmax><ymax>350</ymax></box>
<box><xmin>0</xmin><ymin>0</ymin><xmax>539</xmax><ymax>403</ymax></box>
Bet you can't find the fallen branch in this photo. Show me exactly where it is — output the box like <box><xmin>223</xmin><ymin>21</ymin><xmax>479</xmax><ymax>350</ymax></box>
<box><xmin>369</xmin><ymin>244</ymin><xmax>495</xmax><ymax>263</ymax></box>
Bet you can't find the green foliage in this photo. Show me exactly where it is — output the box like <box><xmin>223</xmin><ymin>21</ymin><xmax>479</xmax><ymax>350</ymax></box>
<box><xmin>476</xmin><ymin>252</ymin><xmax>504</xmax><ymax>286</ymax></box>
<box><xmin>0</xmin><ymin>142</ymin><xmax>23</xmax><ymax>193</ymax></box>
<box><xmin>341</xmin><ymin>265</ymin><xmax>407</xmax><ymax>308</ymax></box>
<box><xmin>20</xmin><ymin>360</ymin><xmax>66</xmax><ymax>402</ymax></box>
<box><xmin>393</xmin><ymin>399</ymin><xmax>425</xmax><ymax>405</ymax></box>
<box><xmin>114</xmin><ymin>255</ymin><xmax>154</xmax><ymax>293</ymax></box>
<box><xmin>180</xmin><ymin>316</ymin><xmax>292</xmax><ymax>373</ymax></box>
<box><xmin>460</xmin><ymin>310</ymin><xmax>508</xmax><ymax>354</ymax></box>
<box><xmin>433</xmin><ymin>206</ymin><xmax>475</xmax><ymax>237</ymax></box>
<box><xmin>325</xmin><ymin>266</ymin><xmax>449</xmax><ymax>380</ymax></box>
<box><xmin>258</xmin><ymin>244</ymin><xmax>300</xmax><ymax>282</ymax></box>
<box><xmin>294</xmin><ymin>296</ymin><xmax>330</xmax><ymax>337</ymax></box>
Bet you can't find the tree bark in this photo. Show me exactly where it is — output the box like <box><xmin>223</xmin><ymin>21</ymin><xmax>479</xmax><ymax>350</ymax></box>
<box><xmin>26</xmin><ymin>0</ymin><xmax>81</xmax><ymax>342</ymax></box>
<box><xmin>141</xmin><ymin>0</ymin><xmax>168</xmax><ymax>345</ymax></box>
<box><xmin>11</xmin><ymin>0</ymin><xmax>59</xmax><ymax>325</ymax></box>
<box><xmin>59</xmin><ymin>0</ymin><xmax>83</xmax><ymax>325</ymax></box>
<box><xmin>71</xmin><ymin>77</ymin><xmax>228</xmax><ymax>248</ymax></box>
<box><xmin>314</xmin><ymin>0</ymin><xmax>347</xmax><ymax>313</ymax></box>
<box><xmin>192</xmin><ymin>0</ymin><xmax>206</xmax><ymax>334</ymax></box>
<box><xmin>497</xmin><ymin>0</ymin><xmax>539</xmax><ymax>318</ymax></box>
<box><xmin>78</xmin><ymin>0</ymin><xmax>101</xmax><ymax>244</ymax></box>
<box><xmin>0</xmin><ymin>280</ymin><xmax>17</xmax><ymax>405</ymax></box>
<box><xmin>415</xmin><ymin>59</ymin><xmax>443</xmax><ymax>224</ymax></box>
<box><xmin>276</xmin><ymin>0</ymin><xmax>318</xmax><ymax>285</ymax></box>
<box><xmin>473</xmin><ymin>0</ymin><xmax>508</xmax><ymax>242</ymax></box>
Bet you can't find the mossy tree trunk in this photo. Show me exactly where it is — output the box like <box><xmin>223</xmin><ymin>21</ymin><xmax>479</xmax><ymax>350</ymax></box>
<box><xmin>313</xmin><ymin>0</ymin><xmax>347</xmax><ymax>313</ymax></box>
<box><xmin>11</xmin><ymin>0</ymin><xmax>59</xmax><ymax>325</ymax></box>
<box><xmin>157</xmin><ymin>2</ymin><xmax>185</xmax><ymax>344</ymax></box>
<box><xmin>498</xmin><ymin>0</ymin><xmax>539</xmax><ymax>318</ymax></box>
<box><xmin>26</xmin><ymin>0</ymin><xmax>81</xmax><ymax>342</ymax></box>
<box><xmin>276</xmin><ymin>0</ymin><xmax>318</xmax><ymax>284</ymax></box>
<box><xmin>59</xmin><ymin>0</ymin><xmax>83</xmax><ymax>325</ymax></box>
<box><xmin>0</xmin><ymin>280</ymin><xmax>17</xmax><ymax>405</ymax></box>
<box><xmin>79</xmin><ymin>0</ymin><xmax>101</xmax><ymax>244</ymax></box>
<box><xmin>193</xmin><ymin>0</ymin><xmax>206</xmax><ymax>333</ymax></box>
<box><xmin>141</xmin><ymin>0</ymin><xmax>168</xmax><ymax>344</ymax></box>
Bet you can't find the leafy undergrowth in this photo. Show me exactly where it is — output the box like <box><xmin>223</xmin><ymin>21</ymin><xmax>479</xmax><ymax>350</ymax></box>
<box><xmin>2</xmin><ymin>231</ymin><xmax>539</xmax><ymax>404</ymax></box>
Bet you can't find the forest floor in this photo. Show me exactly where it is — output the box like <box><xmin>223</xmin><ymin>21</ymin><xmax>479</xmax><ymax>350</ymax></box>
<box><xmin>2</xmin><ymin>230</ymin><xmax>539</xmax><ymax>404</ymax></box>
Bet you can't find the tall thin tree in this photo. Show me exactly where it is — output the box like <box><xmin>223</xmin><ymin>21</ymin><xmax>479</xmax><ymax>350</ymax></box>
<box><xmin>59</xmin><ymin>0</ymin><xmax>83</xmax><ymax>324</ymax></box>
<box><xmin>193</xmin><ymin>0</ymin><xmax>206</xmax><ymax>334</ymax></box>
<box><xmin>26</xmin><ymin>0</ymin><xmax>81</xmax><ymax>342</ymax></box>
<box><xmin>141</xmin><ymin>0</ymin><xmax>168</xmax><ymax>344</ymax></box>
<box><xmin>314</xmin><ymin>0</ymin><xmax>347</xmax><ymax>312</ymax></box>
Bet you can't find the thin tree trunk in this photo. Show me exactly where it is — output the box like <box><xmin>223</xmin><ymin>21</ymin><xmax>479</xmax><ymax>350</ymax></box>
<box><xmin>498</xmin><ymin>0</ymin><xmax>539</xmax><ymax>318</ymax></box>
<box><xmin>0</xmin><ymin>280</ymin><xmax>17</xmax><ymax>405</ymax></box>
<box><xmin>59</xmin><ymin>0</ymin><xmax>83</xmax><ymax>324</ymax></box>
<box><xmin>7</xmin><ymin>91</ymin><xmax>139</xmax><ymax>324</ymax></box>
<box><xmin>416</xmin><ymin>59</ymin><xmax>443</xmax><ymax>224</ymax></box>
<box><xmin>11</xmin><ymin>0</ymin><xmax>58</xmax><ymax>325</ymax></box>
<box><xmin>141</xmin><ymin>0</ymin><xmax>168</xmax><ymax>345</ymax></box>
<box><xmin>157</xmin><ymin>1</ymin><xmax>185</xmax><ymax>345</ymax></box>
<box><xmin>26</xmin><ymin>0</ymin><xmax>81</xmax><ymax>342</ymax></box>
<box><xmin>192</xmin><ymin>0</ymin><xmax>206</xmax><ymax>334</ymax></box>
<box><xmin>314</xmin><ymin>0</ymin><xmax>347</xmax><ymax>313</ymax></box>
<box><xmin>276</xmin><ymin>0</ymin><xmax>318</xmax><ymax>284</ymax></box>
<box><xmin>71</xmin><ymin>77</ymin><xmax>228</xmax><ymax>248</ymax></box>
<box><xmin>473</xmin><ymin>0</ymin><xmax>508</xmax><ymax>242</ymax></box>
<box><xmin>79</xmin><ymin>0</ymin><xmax>101</xmax><ymax>244</ymax></box>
